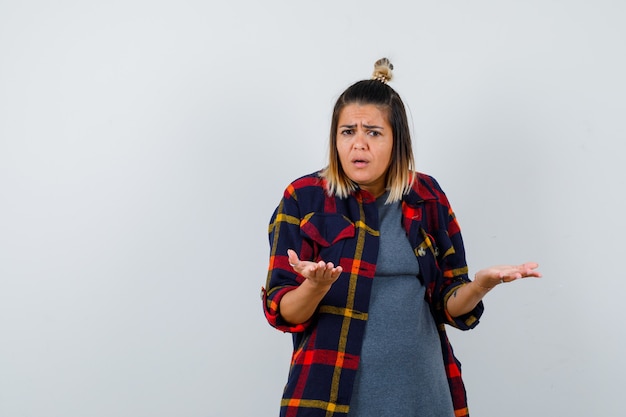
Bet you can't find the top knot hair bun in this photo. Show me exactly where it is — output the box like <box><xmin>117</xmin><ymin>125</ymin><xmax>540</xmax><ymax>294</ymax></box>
<box><xmin>371</xmin><ymin>57</ymin><xmax>394</xmax><ymax>84</ymax></box>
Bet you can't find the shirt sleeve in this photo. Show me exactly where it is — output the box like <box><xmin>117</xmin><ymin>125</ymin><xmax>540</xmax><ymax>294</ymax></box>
<box><xmin>261</xmin><ymin>187</ymin><xmax>315</xmax><ymax>333</ymax></box>
<box><xmin>428</xmin><ymin>178</ymin><xmax>484</xmax><ymax>330</ymax></box>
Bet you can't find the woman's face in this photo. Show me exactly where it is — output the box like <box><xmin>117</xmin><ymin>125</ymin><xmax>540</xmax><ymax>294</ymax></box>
<box><xmin>336</xmin><ymin>103</ymin><xmax>393</xmax><ymax>198</ymax></box>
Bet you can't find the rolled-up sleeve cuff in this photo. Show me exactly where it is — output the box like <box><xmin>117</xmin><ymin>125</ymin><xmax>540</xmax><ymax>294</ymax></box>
<box><xmin>262</xmin><ymin>286</ymin><xmax>312</xmax><ymax>333</ymax></box>
<box><xmin>443</xmin><ymin>283</ymin><xmax>484</xmax><ymax>330</ymax></box>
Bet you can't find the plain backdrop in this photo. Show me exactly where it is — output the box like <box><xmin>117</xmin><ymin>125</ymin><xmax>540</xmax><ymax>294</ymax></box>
<box><xmin>1</xmin><ymin>1</ymin><xmax>625</xmax><ymax>416</ymax></box>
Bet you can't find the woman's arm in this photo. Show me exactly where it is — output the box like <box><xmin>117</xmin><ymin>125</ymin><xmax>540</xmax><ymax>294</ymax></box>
<box><xmin>278</xmin><ymin>249</ymin><xmax>343</xmax><ymax>325</ymax></box>
<box><xmin>446</xmin><ymin>263</ymin><xmax>542</xmax><ymax>317</ymax></box>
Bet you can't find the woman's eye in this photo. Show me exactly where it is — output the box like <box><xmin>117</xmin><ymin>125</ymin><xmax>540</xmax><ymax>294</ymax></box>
<box><xmin>340</xmin><ymin>129</ymin><xmax>353</xmax><ymax>136</ymax></box>
<box><xmin>368</xmin><ymin>131</ymin><xmax>381</xmax><ymax>137</ymax></box>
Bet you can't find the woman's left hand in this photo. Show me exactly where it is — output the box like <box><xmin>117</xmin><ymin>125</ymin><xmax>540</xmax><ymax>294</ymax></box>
<box><xmin>447</xmin><ymin>262</ymin><xmax>542</xmax><ymax>317</ymax></box>
<box><xmin>474</xmin><ymin>262</ymin><xmax>542</xmax><ymax>290</ymax></box>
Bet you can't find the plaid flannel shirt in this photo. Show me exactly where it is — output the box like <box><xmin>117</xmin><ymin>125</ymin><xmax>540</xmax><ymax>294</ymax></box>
<box><xmin>262</xmin><ymin>171</ymin><xmax>483</xmax><ymax>417</ymax></box>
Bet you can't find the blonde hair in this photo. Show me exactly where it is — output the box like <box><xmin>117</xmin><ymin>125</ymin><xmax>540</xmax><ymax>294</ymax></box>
<box><xmin>321</xmin><ymin>58</ymin><xmax>415</xmax><ymax>204</ymax></box>
<box><xmin>372</xmin><ymin>57</ymin><xmax>394</xmax><ymax>84</ymax></box>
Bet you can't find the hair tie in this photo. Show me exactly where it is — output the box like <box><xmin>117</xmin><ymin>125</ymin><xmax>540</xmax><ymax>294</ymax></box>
<box><xmin>371</xmin><ymin>57</ymin><xmax>394</xmax><ymax>84</ymax></box>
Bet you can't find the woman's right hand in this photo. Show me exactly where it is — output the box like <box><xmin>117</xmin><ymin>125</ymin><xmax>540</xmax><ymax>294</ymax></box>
<box><xmin>279</xmin><ymin>250</ymin><xmax>344</xmax><ymax>325</ymax></box>
<box><xmin>287</xmin><ymin>249</ymin><xmax>343</xmax><ymax>289</ymax></box>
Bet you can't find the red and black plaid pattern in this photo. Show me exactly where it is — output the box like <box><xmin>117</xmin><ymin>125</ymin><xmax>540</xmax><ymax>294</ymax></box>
<box><xmin>262</xmin><ymin>172</ymin><xmax>483</xmax><ymax>417</ymax></box>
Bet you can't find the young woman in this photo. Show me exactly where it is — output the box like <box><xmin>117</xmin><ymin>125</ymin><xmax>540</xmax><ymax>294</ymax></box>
<box><xmin>262</xmin><ymin>58</ymin><xmax>541</xmax><ymax>417</ymax></box>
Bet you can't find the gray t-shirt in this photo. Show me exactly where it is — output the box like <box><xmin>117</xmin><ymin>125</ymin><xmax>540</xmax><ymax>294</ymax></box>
<box><xmin>348</xmin><ymin>194</ymin><xmax>455</xmax><ymax>417</ymax></box>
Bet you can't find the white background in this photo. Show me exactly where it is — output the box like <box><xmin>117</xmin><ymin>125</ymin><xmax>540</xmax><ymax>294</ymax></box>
<box><xmin>1</xmin><ymin>1</ymin><xmax>625</xmax><ymax>416</ymax></box>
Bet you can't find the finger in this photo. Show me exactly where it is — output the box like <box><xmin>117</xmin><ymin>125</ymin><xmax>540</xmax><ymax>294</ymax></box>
<box><xmin>309</xmin><ymin>261</ymin><xmax>326</xmax><ymax>276</ymax></box>
<box><xmin>527</xmin><ymin>266</ymin><xmax>542</xmax><ymax>277</ymax></box>
<box><xmin>316</xmin><ymin>262</ymin><xmax>335</xmax><ymax>279</ymax></box>
<box><xmin>501</xmin><ymin>264</ymin><xmax>542</xmax><ymax>282</ymax></box>
<box><xmin>510</xmin><ymin>264</ymin><xmax>537</xmax><ymax>277</ymax></box>
<box><xmin>519</xmin><ymin>263</ymin><xmax>541</xmax><ymax>277</ymax></box>
<box><xmin>323</xmin><ymin>263</ymin><xmax>337</xmax><ymax>279</ymax></box>
<box><xmin>331</xmin><ymin>266</ymin><xmax>343</xmax><ymax>279</ymax></box>
<box><xmin>500</xmin><ymin>272</ymin><xmax>520</xmax><ymax>283</ymax></box>
<box><xmin>319</xmin><ymin>264</ymin><xmax>342</xmax><ymax>282</ymax></box>
<box><xmin>499</xmin><ymin>267</ymin><xmax>524</xmax><ymax>282</ymax></box>
<box><xmin>287</xmin><ymin>249</ymin><xmax>300</xmax><ymax>268</ymax></box>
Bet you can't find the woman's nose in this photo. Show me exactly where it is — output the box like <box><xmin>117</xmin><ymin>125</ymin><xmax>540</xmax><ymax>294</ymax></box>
<box><xmin>353</xmin><ymin>133</ymin><xmax>367</xmax><ymax>150</ymax></box>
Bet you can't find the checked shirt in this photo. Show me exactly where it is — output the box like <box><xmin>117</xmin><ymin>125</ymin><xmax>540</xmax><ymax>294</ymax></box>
<box><xmin>262</xmin><ymin>171</ymin><xmax>484</xmax><ymax>417</ymax></box>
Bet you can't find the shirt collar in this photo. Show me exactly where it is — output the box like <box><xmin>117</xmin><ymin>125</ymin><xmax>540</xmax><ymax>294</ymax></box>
<box><xmin>403</xmin><ymin>179</ymin><xmax>438</xmax><ymax>206</ymax></box>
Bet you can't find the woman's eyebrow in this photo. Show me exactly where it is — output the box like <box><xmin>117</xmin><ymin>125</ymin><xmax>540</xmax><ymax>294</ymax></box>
<box><xmin>338</xmin><ymin>124</ymin><xmax>384</xmax><ymax>129</ymax></box>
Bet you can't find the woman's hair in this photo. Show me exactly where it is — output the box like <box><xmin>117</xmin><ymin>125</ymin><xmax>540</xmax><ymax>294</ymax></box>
<box><xmin>320</xmin><ymin>58</ymin><xmax>415</xmax><ymax>203</ymax></box>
